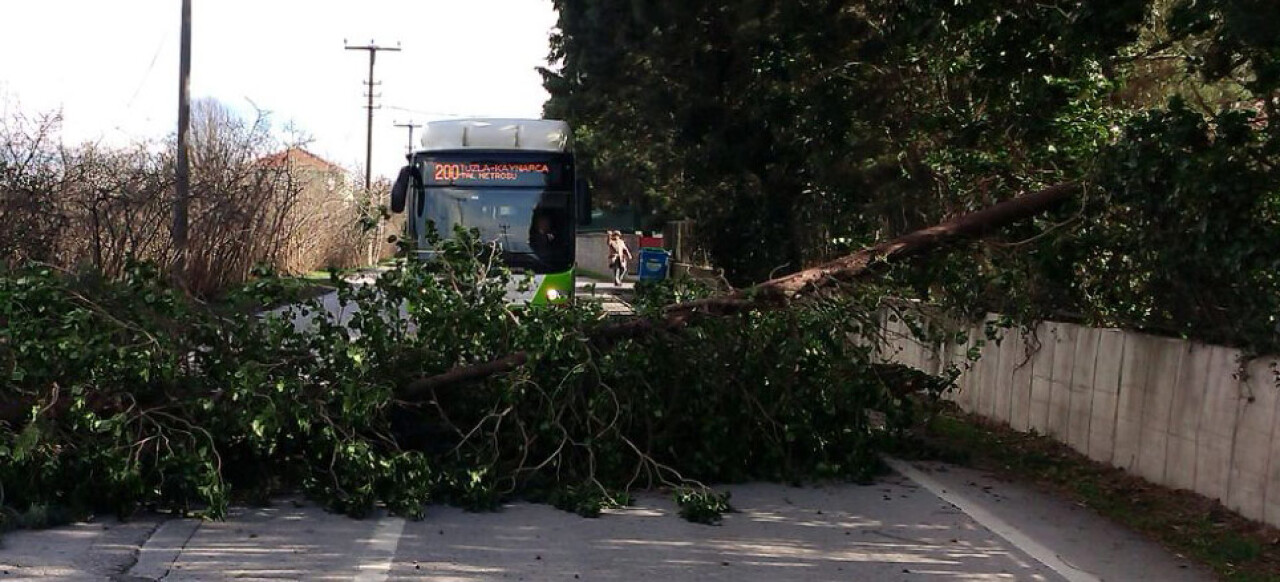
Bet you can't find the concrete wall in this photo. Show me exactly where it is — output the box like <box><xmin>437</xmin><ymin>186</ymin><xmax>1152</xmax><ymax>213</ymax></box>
<box><xmin>880</xmin><ymin>313</ymin><xmax>1280</xmax><ymax>527</ymax></box>
<box><xmin>575</xmin><ymin>232</ymin><xmax>639</xmax><ymax>279</ymax></box>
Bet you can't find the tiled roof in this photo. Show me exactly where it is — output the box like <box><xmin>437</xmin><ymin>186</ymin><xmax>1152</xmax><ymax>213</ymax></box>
<box><xmin>259</xmin><ymin>147</ymin><xmax>346</xmax><ymax>172</ymax></box>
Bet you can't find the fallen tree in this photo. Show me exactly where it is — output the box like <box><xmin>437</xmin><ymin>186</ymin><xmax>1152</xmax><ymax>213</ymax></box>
<box><xmin>0</xmin><ymin>183</ymin><xmax>1077</xmax><ymax>526</ymax></box>
<box><xmin>408</xmin><ymin>182</ymin><xmax>1081</xmax><ymax>392</ymax></box>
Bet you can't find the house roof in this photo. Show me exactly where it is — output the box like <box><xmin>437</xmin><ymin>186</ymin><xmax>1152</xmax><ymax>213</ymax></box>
<box><xmin>259</xmin><ymin>147</ymin><xmax>347</xmax><ymax>173</ymax></box>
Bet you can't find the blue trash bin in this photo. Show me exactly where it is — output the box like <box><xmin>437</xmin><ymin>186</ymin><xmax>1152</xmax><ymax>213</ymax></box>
<box><xmin>637</xmin><ymin>248</ymin><xmax>670</xmax><ymax>282</ymax></box>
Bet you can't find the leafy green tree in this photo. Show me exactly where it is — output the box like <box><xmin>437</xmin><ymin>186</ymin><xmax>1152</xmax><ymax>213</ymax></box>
<box><xmin>544</xmin><ymin>0</ymin><xmax>1149</xmax><ymax>282</ymax></box>
<box><xmin>546</xmin><ymin>0</ymin><xmax>1280</xmax><ymax>354</ymax></box>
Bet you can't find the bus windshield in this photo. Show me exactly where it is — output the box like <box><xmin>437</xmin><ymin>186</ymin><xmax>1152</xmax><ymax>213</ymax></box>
<box><xmin>424</xmin><ymin>187</ymin><xmax>573</xmax><ymax>273</ymax></box>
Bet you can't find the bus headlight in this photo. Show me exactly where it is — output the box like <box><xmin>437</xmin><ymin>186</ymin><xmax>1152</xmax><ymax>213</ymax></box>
<box><xmin>545</xmin><ymin>288</ymin><xmax>562</xmax><ymax>302</ymax></box>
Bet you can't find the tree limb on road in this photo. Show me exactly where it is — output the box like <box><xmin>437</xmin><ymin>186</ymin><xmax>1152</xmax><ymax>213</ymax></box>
<box><xmin>400</xmin><ymin>182</ymin><xmax>1081</xmax><ymax>394</ymax></box>
<box><xmin>401</xmin><ymin>352</ymin><xmax>530</xmax><ymax>400</ymax></box>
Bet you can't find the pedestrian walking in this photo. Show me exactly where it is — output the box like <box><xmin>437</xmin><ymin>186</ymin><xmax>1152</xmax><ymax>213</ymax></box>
<box><xmin>608</xmin><ymin>230</ymin><xmax>632</xmax><ymax>286</ymax></box>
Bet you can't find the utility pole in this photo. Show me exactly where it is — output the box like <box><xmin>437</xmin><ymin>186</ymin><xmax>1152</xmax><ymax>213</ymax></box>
<box><xmin>173</xmin><ymin>0</ymin><xmax>192</xmax><ymax>279</ymax></box>
<box><xmin>393</xmin><ymin>120</ymin><xmax>422</xmax><ymax>156</ymax></box>
<box><xmin>345</xmin><ymin>40</ymin><xmax>400</xmax><ymax>190</ymax></box>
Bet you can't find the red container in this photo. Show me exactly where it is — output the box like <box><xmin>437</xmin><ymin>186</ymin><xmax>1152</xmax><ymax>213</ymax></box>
<box><xmin>639</xmin><ymin>234</ymin><xmax>664</xmax><ymax>250</ymax></box>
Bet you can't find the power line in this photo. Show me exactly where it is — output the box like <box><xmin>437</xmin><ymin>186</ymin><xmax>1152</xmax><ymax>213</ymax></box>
<box><xmin>383</xmin><ymin>104</ymin><xmax>526</xmax><ymax>120</ymax></box>
<box><xmin>125</xmin><ymin>30</ymin><xmax>170</xmax><ymax>112</ymax></box>
<box><xmin>384</xmin><ymin>105</ymin><xmax>483</xmax><ymax>118</ymax></box>
<box><xmin>344</xmin><ymin>40</ymin><xmax>400</xmax><ymax>190</ymax></box>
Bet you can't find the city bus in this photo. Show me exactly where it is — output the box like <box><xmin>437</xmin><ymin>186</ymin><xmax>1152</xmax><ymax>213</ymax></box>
<box><xmin>389</xmin><ymin>119</ymin><xmax>589</xmax><ymax>305</ymax></box>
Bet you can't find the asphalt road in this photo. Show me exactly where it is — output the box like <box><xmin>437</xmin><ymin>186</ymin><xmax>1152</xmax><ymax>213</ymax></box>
<box><xmin>1</xmin><ymin>459</ymin><xmax>1210</xmax><ymax>582</ymax></box>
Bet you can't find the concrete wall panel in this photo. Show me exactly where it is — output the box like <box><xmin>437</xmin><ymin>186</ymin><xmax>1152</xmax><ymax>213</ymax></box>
<box><xmin>922</xmin><ymin>323</ymin><xmax>945</xmax><ymax>378</ymax></box>
<box><xmin>1254</xmin><ymin>359</ymin><xmax>1280</xmax><ymax>526</ymax></box>
<box><xmin>1226</xmin><ymin>357</ymin><xmax>1277</xmax><ymax>522</ymax></box>
<box><xmin>1113</xmin><ymin>332</ymin><xmax>1155</xmax><ymax>472</ymax></box>
<box><xmin>1009</xmin><ymin>328</ymin><xmax>1036</xmax><ymax>432</ymax></box>
<box><xmin>1028</xmin><ymin>321</ymin><xmax>1057</xmax><ymax>435</ymax></box>
<box><xmin>975</xmin><ymin>319</ymin><xmax>1000</xmax><ymax>421</ymax></box>
<box><xmin>1068</xmin><ymin>327</ymin><xmax>1102</xmax><ymax>454</ymax></box>
<box><xmin>1165</xmin><ymin>345</ymin><xmax>1213</xmax><ymax>491</ymax></box>
<box><xmin>1136</xmin><ymin>338</ymin><xmax>1184</xmax><ymax>484</ymax></box>
<box><xmin>993</xmin><ymin>331</ymin><xmax>1019</xmax><ymax>425</ymax></box>
<box><xmin>945</xmin><ymin>327</ymin><xmax>975</xmax><ymax>408</ymax></box>
<box><xmin>907</xmin><ymin>321</ymin><xmax>931</xmax><ymax>375</ymax></box>
<box><xmin>1047</xmin><ymin>323</ymin><xmax>1078</xmax><ymax>440</ymax></box>
<box><xmin>985</xmin><ymin>329</ymin><xmax>1011</xmax><ymax>422</ymax></box>
<box><xmin>1086</xmin><ymin>329</ymin><xmax>1126</xmax><ymax>464</ymax></box>
<box><xmin>1193</xmin><ymin>347</ymin><xmax>1243</xmax><ymax>503</ymax></box>
<box><xmin>963</xmin><ymin>334</ymin><xmax>982</xmax><ymax>412</ymax></box>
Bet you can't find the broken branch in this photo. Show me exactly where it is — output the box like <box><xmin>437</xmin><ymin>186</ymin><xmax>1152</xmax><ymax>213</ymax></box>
<box><xmin>402</xmin><ymin>352</ymin><xmax>530</xmax><ymax>399</ymax></box>
<box><xmin>398</xmin><ymin>183</ymin><xmax>1080</xmax><ymax>395</ymax></box>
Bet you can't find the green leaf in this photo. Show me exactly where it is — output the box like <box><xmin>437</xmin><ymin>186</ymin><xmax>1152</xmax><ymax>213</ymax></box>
<box><xmin>13</xmin><ymin>422</ymin><xmax>41</xmax><ymax>462</ymax></box>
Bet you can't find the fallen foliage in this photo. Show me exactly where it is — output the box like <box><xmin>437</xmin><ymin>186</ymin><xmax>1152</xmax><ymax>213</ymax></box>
<box><xmin>0</xmin><ymin>228</ymin><xmax>962</xmax><ymax>527</ymax></box>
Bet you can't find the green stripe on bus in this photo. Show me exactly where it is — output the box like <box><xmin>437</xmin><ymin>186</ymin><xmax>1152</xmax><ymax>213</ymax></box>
<box><xmin>531</xmin><ymin>269</ymin><xmax>575</xmax><ymax>305</ymax></box>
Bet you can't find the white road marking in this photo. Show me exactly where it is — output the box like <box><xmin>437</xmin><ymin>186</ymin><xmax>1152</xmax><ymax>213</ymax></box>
<box><xmin>125</xmin><ymin>517</ymin><xmax>203</xmax><ymax>579</ymax></box>
<box><xmin>884</xmin><ymin>457</ymin><xmax>1101</xmax><ymax>582</ymax></box>
<box><xmin>353</xmin><ymin>514</ymin><xmax>407</xmax><ymax>582</ymax></box>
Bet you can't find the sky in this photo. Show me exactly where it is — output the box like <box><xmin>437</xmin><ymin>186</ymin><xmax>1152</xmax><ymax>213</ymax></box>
<box><xmin>0</xmin><ymin>0</ymin><xmax>558</xmax><ymax>181</ymax></box>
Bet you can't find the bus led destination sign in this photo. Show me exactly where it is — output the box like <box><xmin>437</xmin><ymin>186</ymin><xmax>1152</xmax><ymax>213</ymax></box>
<box><xmin>427</xmin><ymin>161</ymin><xmax>552</xmax><ymax>185</ymax></box>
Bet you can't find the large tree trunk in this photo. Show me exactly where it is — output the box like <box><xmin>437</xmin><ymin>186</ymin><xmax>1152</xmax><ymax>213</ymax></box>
<box><xmin>665</xmin><ymin>182</ymin><xmax>1080</xmax><ymax>315</ymax></box>
<box><xmin>757</xmin><ymin>182</ymin><xmax>1079</xmax><ymax>297</ymax></box>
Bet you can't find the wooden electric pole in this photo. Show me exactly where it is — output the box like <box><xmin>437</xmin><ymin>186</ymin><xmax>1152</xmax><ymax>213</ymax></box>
<box><xmin>345</xmin><ymin>40</ymin><xmax>400</xmax><ymax>190</ymax></box>
<box><xmin>173</xmin><ymin>0</ymin><xmax>192</xmax><ymax>278</ymax></box>
<box><xmin>394</xmin><ymin>120</ymin><xmax>421</xmax><ymax>157</ymax></box>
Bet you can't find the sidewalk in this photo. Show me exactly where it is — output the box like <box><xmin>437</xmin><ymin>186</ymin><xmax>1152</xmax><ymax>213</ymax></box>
<box><xmin>575</xmin><ymin>276</ymin><xmax>635</xmax><ymax>316</ymax></box>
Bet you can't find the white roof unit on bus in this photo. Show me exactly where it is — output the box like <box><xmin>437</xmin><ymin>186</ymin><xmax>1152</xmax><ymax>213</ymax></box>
<box><xmin>418</xmin><ymin>119</ymin><xmax>570</xmax><ymax>153</ymax></box>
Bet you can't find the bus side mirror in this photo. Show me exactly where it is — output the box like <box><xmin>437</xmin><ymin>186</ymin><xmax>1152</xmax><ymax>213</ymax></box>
<box><xmin>576</xmin><ymin>178</ymin><xmax>592</xmax><ymax>226</ymax></box>
<box><xmin>390</xmin><ymin>165</ymin><xmax>420</xmax><ymax>214</ymax></box>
